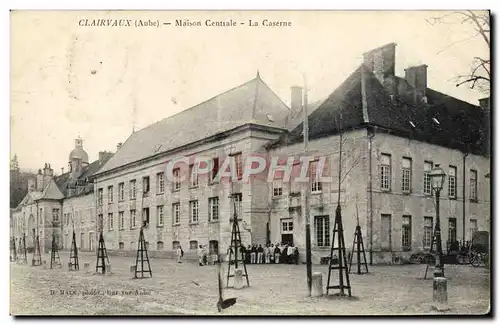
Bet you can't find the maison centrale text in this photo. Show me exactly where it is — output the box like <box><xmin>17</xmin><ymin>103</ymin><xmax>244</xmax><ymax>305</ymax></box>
<box><xmin>174</xmin><ymin>18</ymin><xmax>292</xmax><ymax>27</ymax></box>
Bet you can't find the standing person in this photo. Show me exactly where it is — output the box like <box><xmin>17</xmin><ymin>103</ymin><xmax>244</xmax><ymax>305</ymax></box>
<box><xmin>287</xmin><ymin>244</ymin><xmax>294</xmax><ymax>264</ymax></box>
<box><xmin>176</xmin><ymin>245</ymin><xmax>183</xmax><ymax>263</ymax></box>
<box><xmin>274</xmin><ymin>244</ymin><xmax>281</xmax><ymax>264</ymax></box>
<box><xmin>197</xmin><ymin>245</ymin><xmax>204</xmax><ymax>266</ymax></box>
<box><xmin>246</xmin><ymin>245</ymin><xmax>252</xmax><ymax>264</ymax></box>
<box><xmin>250</xmin><ymin>244</ymin><xmax>257</xmax><ymax>264</ymax></box>
<box><xmin>269</xmin><ymin>244</ymin><xmax>275</xmax><ymax>264</ymax></box>
<box><xmin>257</xmin><ymin>244</ymin><xmax>264</xmax><ymax>264</ymax></box>
<box><xmin>240</xmin><ymin>244</ymin><xmax>246</xmax><ymax>263</ymax></box>
<box><xmin>293</xmin><ymin>245</ymin><xmax>299</xmax><ymax>265</ymax></box>
<box><xmin>265</xmin><ymin>244</ymin><xmax>271</xmax><ymax>264</ymax></box>
<box><xmin>202</xmin><ymin>245</ymin><xmax>209</xmax><ymax>265</ymax></box>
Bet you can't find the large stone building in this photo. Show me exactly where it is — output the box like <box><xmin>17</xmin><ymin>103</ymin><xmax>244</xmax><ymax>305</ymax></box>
<box><xmin>11</xmin><ymin>43</ymin><xmax>490</xmax><ymax>264</ymax></box>
<box><xmin>267</xmin><ymin>43</ymin><xmax>490</xmax><ymax>264</ymax></box>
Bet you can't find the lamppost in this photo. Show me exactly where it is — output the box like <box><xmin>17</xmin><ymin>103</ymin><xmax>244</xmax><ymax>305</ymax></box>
<box><xmin>429</xmin><ymin>164</ymin><xmax>447</xmax><ymax>304</ymax></box>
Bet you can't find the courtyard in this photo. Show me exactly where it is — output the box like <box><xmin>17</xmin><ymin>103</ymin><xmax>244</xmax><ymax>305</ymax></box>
<box><xmin>10</xmin><ymin>251</ymin><xmax>490</xmax><ymax>316</ymax></box>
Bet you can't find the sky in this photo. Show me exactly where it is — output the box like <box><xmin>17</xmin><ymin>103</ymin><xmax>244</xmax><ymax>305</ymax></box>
<box><xmin>10</xmin><ymin>10</ymin><xmax>490</xmax><ymax>174</ymax></box>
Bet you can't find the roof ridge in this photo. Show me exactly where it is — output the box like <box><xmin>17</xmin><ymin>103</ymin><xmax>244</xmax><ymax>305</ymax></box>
<box><xmin>132</xmin><ymin>77</ymin><xmax>259</xmax><ymax>136</ymax></box>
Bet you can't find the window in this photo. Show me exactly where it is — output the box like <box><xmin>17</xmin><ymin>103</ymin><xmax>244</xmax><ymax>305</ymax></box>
<box><xmin>448</xmin><ymin>218</ymin><xmax>457</xmax><ymax>244</ymax></box>
<box><xmin>234</xmin><ymin>153</ymin><xmax>243</xmax><ymax>180</ymax></box>
<box><xmin>310</xmin><ymin>161</ymin><xmax>322</xmax><ymax>193</ymax></box>
<box><xmin>80</xmin><ymin>232</ymin><xmax>84</xmax><ymax>249</ymax></box>
<box><xmin>130</xmin><ymin>209</ymin><xmax>137</xmax><ymax>229</ymax></box>
<box><xmin>142</xmin><ymin>208</ymin><xmax>150</xmax><ymax>225</ymax></box>
<box><xmin>118</xmin><ymin>183</ymin><xmax>124</xmax><ymax>201</ymax></box>
<box><xmin>424</xmin><ymin>161</ymin><xmax>433</xmax><ymax>195</ymax></box>
<box><xmin>143</xmin><ymin>176</ymin><xmax>150</xmax><ymax>196</ymax></box>
<box><xmin>448</xmin><ymin>166</ymin><xmax>457</xmax><ymax>199</ymax></box>
<box><xmin>208</xmin><ymin>197</ymin><xmax>219</xmax><ymax>222</ymax></box>
<box><xmin>172</xmin><ymin>168</ymin><xmax>181</xmax><ymax>191</ymax></box>
<box><xmin>423</xmin><ymin>217</ymin><xmax>433</xmax><ymax>249</ymax></box>
<box><xmin>209</xmin><ymin>240</ymin><xmax>219</xmax><ymax>255</ymax></box>
<box><xmin>189</xmin><ymin>165</ymin><xmax>199</xmax><ymax>188</ymax></box>
<box><xmin>402</xmin><ymin>215</ymin><xmax>411</xmax><ymax>251</ymax></box>
<box><xmin>172</xmin><ymin>203</ymin><xmax>180</xmax><ymax>225</ymax></box>
<box><xmin>190</xmin><ymin>240</ymin><xmax>198</xmax><ymax>250</ymax></box>
<box><xmin>157</xmin><ymin>172</ymin><xmax>165</xmax><ymax>194</ymax></box>
<box><xmin>232</xmin><ymin>193</ymin><xmax>242</xmax><ymax>218</ymax></box>
<box><xmin>108</xmin><ymin>185</ymin><xmax>114</xmax><ymax>203</ymax></box>
<box><xmin>401</xmin><ymin>157</ymin><xmax>412</xmax><ymax>193</ymax></box>
<box><xmin>469</xmin><ymin>219</ymin><xmax>478</xmax><ymax>240</ymax></box>
<box><xmin>157</xmin><ymin>241</ymin><xmax>164</xmax><ymax>250</ymax></box>
<box><xmin>210</xmin><ymin>157</ymin><xmax>219</xmax><ymax>183</ymax></box>
<box><xmin>190</xmin><ymin>200</ymin><xmax>199</xmax><ymax>223</ymax></box>
<box><xmin>98</xmin><ymin>188</ymin><xmax>103</xmax><ymax>205</ymax></box>
<box><xmin>119</xmin><ymin>211</ymin><xmax>124</xmax><ymax>230</ymax></box>
<box><xmin>470</xmin><ymin>169</ymin><xmax>478</xmax><ymax>201</ymax></box>
<box><xmin>119</xmin><ymin>242</ymin><xmax>124</xmax><ymax>250</ymax></box>
<box><xmin>157</xmin><ymin>206</ymin><xmax>164</xmax><ymax>227</ymax></box>
<box><xmin>39</xmin><ymin>209</ymin><xmax>43</xmax><ymax>224</ymax></box>
<box><xmin>272</xmin><ymin>179</ymin><xmax>283</xmax><ymax>197</ymax></box>
<box><xmin>314</xmin><ymin>216</ymin><xmax>330</xmax><ymax>247</ymax></box>
<box><xmin>172</xmin><ymin>241</ymin><xmax>180</xmax><ymax>250</ymax></box>
<box><xmin>129</xmin><ymin>180</ymin><xmax>136</xmax><ymax>199</ymax></box>
<box><xmin>98</xmin><ymin>214</ymin><xmax>103</xmax><ymax>231</ymax></box>
<box><xmin>380</xmin><ymin>214</ymin><xmax>392</xmax><ymax>250</ymax></box>
<box><xmin>52</xmin><ymin>208</ymin><xmax>60</xmax><ymax>222</ymax></box>
<box><xmin>380</xmin><ymin>154</ymin><xmax>391</xmax><ymax>191</ymax></box>
<box><xmin>108</xmin><ymin>213</ymin><xmax>113</xmax><ymax>231</ymax></box>
<box><xmin>281</xmin><ymin>219</ymin><xmax>294</xmax><ymax>233</ymax></box>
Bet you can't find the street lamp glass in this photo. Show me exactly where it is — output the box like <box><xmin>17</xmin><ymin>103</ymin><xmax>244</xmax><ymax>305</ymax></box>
<box><xmin>430</xmin><ymin>165</ymin><xmax>446</xmax><ymax>191</ymax></box>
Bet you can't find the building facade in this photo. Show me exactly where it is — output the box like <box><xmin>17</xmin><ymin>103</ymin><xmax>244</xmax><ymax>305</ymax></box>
<box><xmin>11</xmin><ymin>43</ymin><xmax>490</xmax><ymax>265</ymax></box>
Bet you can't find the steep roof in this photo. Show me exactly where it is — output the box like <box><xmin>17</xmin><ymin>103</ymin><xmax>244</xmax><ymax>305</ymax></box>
<box><xmin>273</xmin><ymin>65</ymin><xmax>488</xmax><ymax>156</ymax></box>
<box><xmin>54</xmin><ymin>156</ymin><xmax>113</xmax><ymax>198</ymax></box>
<box><xmin>40</xmin><ymin>178</ymin><xmax>64</xmax><ymax>200</ymax></box>
<box><xmin>96</xmin><ymin>74</ymin><xmax>291</xmax><ymax>175</ymax></box>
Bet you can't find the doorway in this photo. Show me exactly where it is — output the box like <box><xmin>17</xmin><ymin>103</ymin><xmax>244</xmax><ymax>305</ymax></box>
<box><xmin>280</xmin><ymin>218</ymin><xmax>294</xmax><ymax>245</ymax></box>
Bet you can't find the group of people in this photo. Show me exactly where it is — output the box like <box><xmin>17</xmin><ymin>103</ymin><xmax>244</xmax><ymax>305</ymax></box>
<box><xmin>238</xmin><ymin>243</ymin><xmax>299</xmax><ymax>265</ymax></box>
<box><xmin>175</xmin><ymin>243</ymin><xmax>300</xmax><ymax>266</ymax></box>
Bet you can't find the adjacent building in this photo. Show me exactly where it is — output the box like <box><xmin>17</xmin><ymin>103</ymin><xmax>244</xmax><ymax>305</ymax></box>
<box><xmin>11</xmin><ymin>138</ymin><xmax>113</xmax><ymax>253</ymax></box>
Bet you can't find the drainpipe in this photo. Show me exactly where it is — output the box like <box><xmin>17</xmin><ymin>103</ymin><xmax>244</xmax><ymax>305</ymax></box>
<box><xmin>368</xmin><ymin>128</ymin><xmax>375</xmax><ymax>265</ymax></box>
<box><xmin>463</xmin><ymin>151</ymin><xmax>468</xmax><ymax>241</ymax></box>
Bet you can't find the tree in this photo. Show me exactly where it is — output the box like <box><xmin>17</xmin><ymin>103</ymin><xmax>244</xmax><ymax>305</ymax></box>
<box><xmin>10</xmin><ymin>154</ymin><xmax>19</xmax><ymax>172</ymax></box>
<box><xmin>426</xmin><ymin>11</ymin><xmax>490</xmax><ymax>94</ymax></box>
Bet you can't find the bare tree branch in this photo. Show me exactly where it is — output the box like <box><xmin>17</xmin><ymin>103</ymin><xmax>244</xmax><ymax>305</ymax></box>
<box><xmin>428</xmin><ymin>11</ymin><xmax>490</xmax><ymax>93</ymax></box>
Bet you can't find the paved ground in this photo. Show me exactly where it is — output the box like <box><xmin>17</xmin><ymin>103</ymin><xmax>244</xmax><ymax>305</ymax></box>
<box><xmin>10</xmin><ymin>251</ymin><xmax>490</xmax><ymax>315</ymax></box>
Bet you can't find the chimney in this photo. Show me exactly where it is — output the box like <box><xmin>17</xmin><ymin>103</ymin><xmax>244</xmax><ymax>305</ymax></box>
<box><xmin>27</xmin><ymin>179</ymin><xmax>35</xmax><ymax>192</ymax></box>
<box><xmin>117</xmin><ymin>142</ymin><xmax>123</xmax><ymax>151</ymax></box>
<box><xmin>290</xmin><ymin>86</ymin><xmax>303</xmax><ymax>117</ymax></box>
<box><xmin>99</xmin><ymin>152</ymin><xmax>105</xmax><ymax>165</ymax></box>
<box><xmin>404</xmin><ymin>64</ymin><xmax>428</xmax><ymax>104</ymax></box>
<box><xmin>99</xmin><ymin>151</ymin><xmax>112</xmax><ymax>165</ymax></box>
<box><xmin>36</xmin><ymin>168</ymin><xmax>43</xmax><ymax>191</ymax></box>
<box><xmin>479</xmin><ymin>97</ymin><xmax>490</xmax><ymax>111</ymax></box>
<box><xmin>363</xmin><ymin>43</ymin><xmax>397</xmax><ymax>84</ymax></box>
<box><xmin>61</xmin><ymin>167</ymin><xmax>64</xmax><ymax>175</ymax></box>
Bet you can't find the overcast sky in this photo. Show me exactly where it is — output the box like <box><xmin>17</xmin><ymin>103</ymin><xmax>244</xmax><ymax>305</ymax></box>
<box><xmin>10</xmin><ymin>10</ymin><xmax>489</xmax><ymax>174</ymax></box>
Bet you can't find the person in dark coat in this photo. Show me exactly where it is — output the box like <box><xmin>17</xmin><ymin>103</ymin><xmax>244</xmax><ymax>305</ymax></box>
<box><xmin>257</xmin><ymin>244</ymin><xmax>264</xmax><ymax>264</ymax></box>
<box><xmin>274</xmin><ymin>244</ymin><xmax>281</xmax><ymax>264</ymax></box>
<box><xmin>250</xmin><ymin>244</ymin><xmax>257</xmax><ymax>264</ymax></box>
<box><xmin>294</xmin><ymin>246</ymin><xmax>299</xmax><ymax>265</ymax></box>
<box><xmin>240</xmin><ymin>245</ymin><xmax>246</xmax><ymax>263</ymax></box>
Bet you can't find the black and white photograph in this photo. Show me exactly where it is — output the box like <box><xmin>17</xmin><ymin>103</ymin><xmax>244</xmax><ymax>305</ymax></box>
<box><xmin>9</xmin><ymin>9</ymin><xmax>491</xmax><ymax>316</ymax></box>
